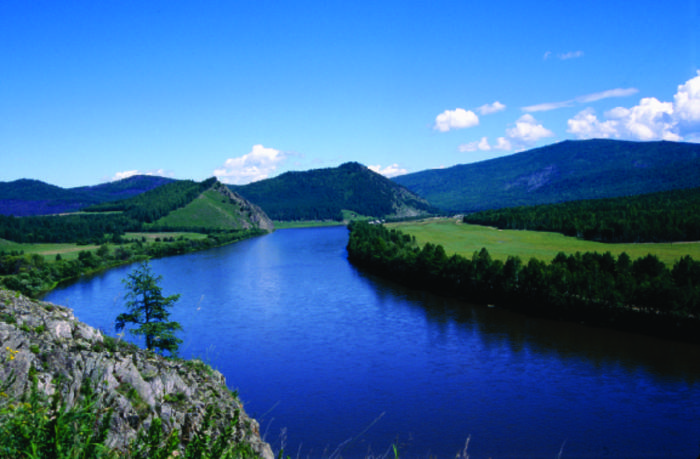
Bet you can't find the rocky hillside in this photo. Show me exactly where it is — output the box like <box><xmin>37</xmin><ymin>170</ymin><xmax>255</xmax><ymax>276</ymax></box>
<box><xmin>153</xmin><ymin>180</ymin><xmax>274</xmax><ymax>232</ymax></box>
<box><xmin>0</xmin><ymin>288</ymin><xmax>273</xmax><ymax>458</ymax></box>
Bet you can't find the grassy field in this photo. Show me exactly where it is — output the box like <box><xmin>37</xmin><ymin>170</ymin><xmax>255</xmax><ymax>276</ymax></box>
<box><xmin>388</xmin><ymin>218</ymin><xmax>700</xmax><ymax>266</ymax></box>
<box><xmin>0</xmin><ymin>232</ymin><xmax>207</xmax><ymax>261</ymax></box>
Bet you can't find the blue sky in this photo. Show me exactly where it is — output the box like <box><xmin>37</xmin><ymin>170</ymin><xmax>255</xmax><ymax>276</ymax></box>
<box><xmin>2</xmin><ymin>1</ymin><xmax>699</xmax><ymax>188</ymax></box>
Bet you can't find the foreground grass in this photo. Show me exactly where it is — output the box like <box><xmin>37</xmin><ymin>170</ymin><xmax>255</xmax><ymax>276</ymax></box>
<box><xmin>388</xmin><ymin>218</ymin><xmax>700</xmax><ymax>266</ymax></box>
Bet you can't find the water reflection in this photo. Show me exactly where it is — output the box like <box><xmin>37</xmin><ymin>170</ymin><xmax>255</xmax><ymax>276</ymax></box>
<box><xmin>354</xmin><ymin>267</ymin><xmax>700</xmax><ymax>386</ymax></box>
<box><xmin>45</xmin><ymin>227</ymin><xmax>700</xmax><ymax>458</ymax></box>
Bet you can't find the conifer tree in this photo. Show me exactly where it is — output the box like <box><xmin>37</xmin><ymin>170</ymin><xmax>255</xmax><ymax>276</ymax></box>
<box><xmin>115</xmin><ymin>261</ymin><xmax>182</xmax><ymax>356</ymax></box>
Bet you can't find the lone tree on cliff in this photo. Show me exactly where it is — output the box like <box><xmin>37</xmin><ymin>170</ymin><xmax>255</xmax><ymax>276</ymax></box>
<box><xmin>116</xmin><ymin>261</ymin><xmax>182</xmax><ymax>356</ymax></box>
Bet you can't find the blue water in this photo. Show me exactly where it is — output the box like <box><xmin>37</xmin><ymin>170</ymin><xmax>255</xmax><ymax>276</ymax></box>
<box><xmin>44</xmin><ymin>227</ymin><xmax>700</xmax><ymax>458</ymax></box>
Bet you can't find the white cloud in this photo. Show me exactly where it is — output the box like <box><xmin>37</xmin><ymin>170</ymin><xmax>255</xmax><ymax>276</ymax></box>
<box><xmin>567</xmin><ymin>72</ymin><xmax>700</xmax><ymax>142</ymax></box>
<box><xmin>368</xmin><ymin>163</ymin><xmax>408</xmax><ymax>178</ymax></box>
<box><xmin>214</xmin><ymin>144</ymin><xmax>286</xmax><ymax>185</ymax></box>
<box><xmin>111</xmin><ymin>169</ymin><xmax>170</xmax><ymax>182</ymax></box>
<box><xmin>674</xmin><ymin>70</ymin><xmax>700</xmax><ymax>128</ymax></box>
<box><xmin>543</xmin><ymin>50</ymin><xmax>584</xmax><ymax>60</ymax></box>
<box><xmin>494</xmin><ymin>137</ymin><xmax>512</xmax><ymax>150</ymax></box>
<box><xmin>523</xmin><ymin>87</ymin><xmax>638</xmax><ymax>113</ymax></box>
<box><xmin>522</xmin><ymin>100</ymin><xmax>574</xmax><ymax>113</ymax></box>
<box><xmin>559</xmin><ymin>50</ymin><xmax>584</xmax><ymax>60</ymax></box>
<box><xmin>434</xmin><ymin>108</ymin><xmax>479</xmax><ymax>132</ymax></box>
<box><xmin>458</xmin><ymin>137</ymin><xmax>491</xmax><ymax>152</ymax></box>
<box><xmin>576</xmin><ymin>88</ymin><xmax>639</xmax><ymax>103</ymax></box>
<box><xmin>566</xmin><ymin>108</ymin><xmax>619</xmax><ymax>139</ymax></box>
<box><xmin>506</xmin><ymin>114</ymin><xmax>555</xmax><ymax>145</ymax></box>
<box><xmin>459</xmin><ymin>116</ymin><xmax>552</xmax><ymax>154</ymax></box>
<box><xmin>477</xmin><ymin>101</ymin><xmax>506</xmax><ymax>115</ymax></box>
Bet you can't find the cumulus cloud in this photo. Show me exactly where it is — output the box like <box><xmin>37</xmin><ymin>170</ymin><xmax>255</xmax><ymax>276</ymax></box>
<box><xmin>477</xmin><ymin>101</ymin><xmax>506</xmax><ymax>115</ymax></box>
<box><xmin>214</xmin><ymin>144</ymin><xmax>286</xmax><ymax>185</ymax></box>
<box><xmin>458</xmin><ymin>137</ymin><xmax>491</xmax><ymax>153</ymax></box>
<box><xmin>506</xmin><ymin>114</ymin><xmax>556</xmax><ymax>145</ymax></box>
<box><xmin>567</xmin><ymin>71</ymin><xmax>700</xmax><ymax>142</ymax></box>
<box><xmin>459</xmin><ymin>115</ymin><xmax>552</xmax><ymax>153</ymax></box>
<box><xmin>674</xmin><ymin>71</ymin><xmax>700</xmax><ymax>127</ymax></box>
<box><xmin>111</xmin><ymin>169</ymin><xmax>170</xmax><ymax>181</ymax></box>
<box><xmin>523</xmin><ymin>87</ymin><xmax>638</xmax><ymax>113</ymax></box>
<box><xmin>434</xmin><ymin>108</ymin><xmax>479</xmax><ymax>132</ymax></box>
<box><xmin>368</xmin><ymin>163</ymin><xmax>408</xmax><ymax>178</ymax></box>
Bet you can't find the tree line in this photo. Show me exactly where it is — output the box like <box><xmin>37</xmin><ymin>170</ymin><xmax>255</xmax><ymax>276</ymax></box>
<box><xmin>463</xmin><ymin>186</ymin><xmax>700</xmax><ymax>243</ymax></box>
<box><xmin>0</xmin><ymin>178</ymin><xmax>228</xmax><ymax>245</ymax></box>
<box><xmin>0</xmin><ymin>229</ymin><xmax>264</xmax><ymax>297</ymax></box>
<box><xmin>347</xmin><ymin>221</ymin><xmax>700</xmax><ymax>342</ymax></box>
<box><xmin>85</xmin><ymin>177</ymin><xmax>217</xmax><ymax>223</ymax></box>
<box><xmin>233</xmin><ymin>162</ymin><xmax>433</xmax><ymax>221</ymax></box>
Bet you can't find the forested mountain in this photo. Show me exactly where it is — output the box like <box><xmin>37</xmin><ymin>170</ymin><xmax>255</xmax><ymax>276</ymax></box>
<box><xmin>0</xmin><ymin>178</ymin><xmax>272</xmax><ymax>243</ymax></box>
<box><xmin>464</xmin><ymin>186</ymin><xmax>700</xmax><ymax>243</ymax></box>
<box><xmin>231</xmin><ymin>162</ymin><xmax>435</xmax><ymax>221</ymax></box>
<box><xmin>0</xmin><ymin>175</ymin><xmax>174</xmax><ymax>216</ymax></box>
<box><xmin>393</xmin><ymin>139</ymin><xmax>700</xmax><ymax>212</ymax></box>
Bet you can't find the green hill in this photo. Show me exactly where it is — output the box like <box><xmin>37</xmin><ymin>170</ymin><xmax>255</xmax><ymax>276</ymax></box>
<box><xmin>231</xmin><ymin>162</ymin><xmax>435</xmax><ymax>221</ymax></box>
<box><xmin>393</xmin><ymin>139</ymin><xmax>700</xmax><ymax>212</ymax></box>
<box><xmin>152</xmin><ymin>181</ymin><xmax>273</xmax><ymax>231</ymax></box>
<box><xmin>1</xmin><ymin>178</ymin><xmax>273</xmax><ymax>244</ymax></box>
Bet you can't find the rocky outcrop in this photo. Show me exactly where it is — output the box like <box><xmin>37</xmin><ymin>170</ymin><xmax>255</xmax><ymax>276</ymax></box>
<box><xmin>211</xmin><ymin>181</ymin><xmax>275</xmax><ymax>232</ymax></box>
<box><xmin>0</xmin><ymin>288</ymin><xmax>273</xmax><ymax>458</ymax></box>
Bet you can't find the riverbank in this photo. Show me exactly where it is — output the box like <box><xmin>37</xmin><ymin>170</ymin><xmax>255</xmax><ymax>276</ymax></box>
<box><xmin>1</xmin><ymin>229</ymin><xmax>268</xmax><ymax>298</ymax></box>
<box><xmin>349</xmin><ymin>221</ymin><xmax>700</xmax><ymax>344</ymax></box>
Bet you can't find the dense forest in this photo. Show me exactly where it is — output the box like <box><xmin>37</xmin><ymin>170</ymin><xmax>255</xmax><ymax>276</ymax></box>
<box><xmin>463</xmin><ymin>186</ymin><xmax>700</xmax><ymax>243</ymax></box>
<box><xmin>232</xmin><ymin>162</ymin><xmax>434</xmax><ymax>221</ymax></box>
<box><xmin>347</xmin><ymin>221</ymin><xmax>700</xmax><ymax>342</ymax></box>
<box><xmin>85</xmin><ymin>178</ymin><xmax>217</xmax><ymax>223</ymax></box>
<box><xmin>393</xmin><ymin>139</ymin><xmax>700</xmax><ymax>212</ymax></box>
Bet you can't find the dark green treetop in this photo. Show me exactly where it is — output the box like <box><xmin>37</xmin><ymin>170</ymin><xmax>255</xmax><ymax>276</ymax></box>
<box><xmin>115</xmin><ymin>261</ymin><xmax>182</xmax><ymax>356</ymax></box>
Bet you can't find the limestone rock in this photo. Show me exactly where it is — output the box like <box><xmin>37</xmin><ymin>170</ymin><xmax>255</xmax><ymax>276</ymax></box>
<box><xmin>0</xmin><ymin>288</ymin><xmax>273</xmax><ymax>458</ymax></box>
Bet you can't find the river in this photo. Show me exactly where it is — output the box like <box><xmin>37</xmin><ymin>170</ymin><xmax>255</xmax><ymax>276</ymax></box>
<box><xmin>44</xmin><ymin>226</ymin><xmax>700</xmax><ymax>458</ymax></box>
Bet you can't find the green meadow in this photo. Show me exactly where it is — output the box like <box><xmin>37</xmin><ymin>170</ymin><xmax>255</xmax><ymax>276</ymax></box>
<box><xmin>0</xmin><ymin>232</ymin><xmax>206</xmax><ymax>261</ymax></box>
<box><xmin>0</xmin><ymin>239</ymin><xmax>99</xmax><ymax>261</ymax></box>
<box><xmin>388</xmin><ymin>218</ymin><xmax>700</xmax><ymax>266</ymax></box>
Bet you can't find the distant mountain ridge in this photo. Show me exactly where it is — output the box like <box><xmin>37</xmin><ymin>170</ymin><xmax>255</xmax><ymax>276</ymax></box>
<box><xmin>0</xmin><ymin>175</ymin><xmax>175</xmax><ymax>216</ymax></box>
<box><xmin>393</xmin><ymin>139</ymin><xmax>700</xmax><ymax>212</ymax></box>
<box><xmin>231</xmin><ymin>162</ymin><xmax>435</xmax><ymax>221</ymax></box>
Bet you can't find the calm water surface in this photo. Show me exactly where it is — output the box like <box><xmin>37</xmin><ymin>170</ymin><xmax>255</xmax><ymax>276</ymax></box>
<box><xmin>45</xmin><ymin>227</ymin><xmax>700</xmax><ymax>458</ymax></box>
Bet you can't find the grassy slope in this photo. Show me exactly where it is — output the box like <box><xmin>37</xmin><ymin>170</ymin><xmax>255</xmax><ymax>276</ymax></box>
<box><xmin>388</xmin><ymin>218</ymin><xmax>700</xmax><ymax>266</ymax></box>
<box><xmin>152</xmin><ymin>189</ymin><xmax>249</xmax><ymax>229</ymax></box>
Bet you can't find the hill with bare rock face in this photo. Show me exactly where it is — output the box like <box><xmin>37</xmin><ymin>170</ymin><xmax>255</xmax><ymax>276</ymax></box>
<box><xmin>0</xmin><ymin>288</ymin><xmax>274</xmax><ymax>458</ymax></box>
